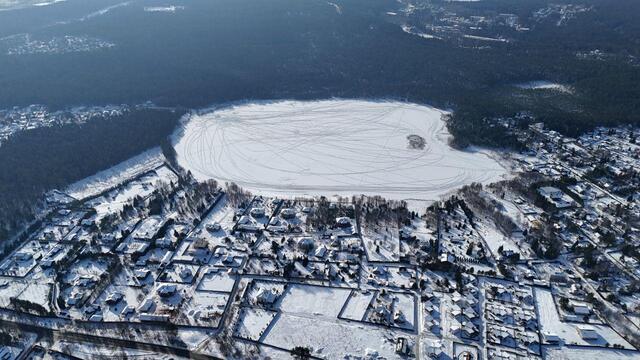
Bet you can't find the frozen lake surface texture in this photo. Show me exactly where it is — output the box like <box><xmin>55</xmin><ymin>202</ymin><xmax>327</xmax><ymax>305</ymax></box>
<box><xmin>174</xmin><ymin>100</ymin><xmax>507</xmax><ymax>200</ymax></box>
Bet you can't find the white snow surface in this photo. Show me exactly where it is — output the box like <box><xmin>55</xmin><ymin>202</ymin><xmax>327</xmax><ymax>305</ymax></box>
<box><xmin>65</xmin><ymin>147</ymin><xmax>165</xmax><ymax>200</ymax></box>
<box><xmin>173</xmin><ymin>100</ymin><xmax>508</xmax><ymax>201</ymax></box>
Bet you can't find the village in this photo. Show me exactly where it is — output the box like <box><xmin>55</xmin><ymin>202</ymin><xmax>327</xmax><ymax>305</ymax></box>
<box><xmin>0</xmin><ymin>122</ymin><xmax>639</xmax><ymax>360</ymax></box>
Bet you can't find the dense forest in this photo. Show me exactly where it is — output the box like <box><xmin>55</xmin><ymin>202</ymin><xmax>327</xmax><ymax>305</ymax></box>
<box><xmin>0</xmin><ymin>109</ymin><xmax>183</xmax><ymax>241</ymax></box>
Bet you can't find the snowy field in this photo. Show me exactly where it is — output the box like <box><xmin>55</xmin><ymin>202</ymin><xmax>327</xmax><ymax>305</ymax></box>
<box><xmin>544</xmin><ymin>346</ymin><xmax>640</xmax><ymax>360</ymax></box>
<box><xmin>173</xmin><ymin>100</ymin><xmax>508</xmax><ymax>201</ymax></box>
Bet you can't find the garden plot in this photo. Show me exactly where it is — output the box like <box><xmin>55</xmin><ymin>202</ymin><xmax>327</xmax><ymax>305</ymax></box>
<box><xmin>278</xmin><ymin>284</ymin><xmax>351</xmax><ymax>318</ymax></box>
<box><xmin>63</xmin><ymin>258</ymin><xmax>110</xmax><ymax>284</ymax></box>
<box><xmin>235</xmin><ymin>197</ymin><xmax>276</xmax><ymax>231</ymax></box>
<box><xmin>362</xmin><ymin>225</ymin><xmax>400</xmax><ymax>262</ymax></box>
<box><xmin>340</xmin><ymin>289</ymin><xmax>375</xmax><ymax>321</ymax></box>
<box><xmin>139</xmin><ymin>247</ymin><xmax>173</xmax><ymax>265</ymax></box>
<box><xmin>532</xmin><ymin>261</ymin><xmax>570</xmax><ymax>282</ymax></box>
<box><xmin>174</xmin><ymin>100</ymin><xmax>507</xmax><ymax>201</ymax></box>
<box><xmin>35</xmin><ymin>223</ymin><xmax>72</xmax><ymax>242</ymax></box>
<box><xmin>535</xmin><ymin>287</ymin><xmax>633</xmax><ymax>348</ymax></box>
<box><xmin>158</xmin><ymin>263</ymin><xmax>200</xmax><ymax>284</ymax></box>
<box><xmin>189</xmin><ymin>196</ymin><xmax>238</xmax><ymax>249</ymax></box>
<box><xmin>245</xmin><ymin>258</ymin><xmax>280</xmax><ymax>276</ymax></box>
<box><xmin>0</xmin><ymin>240</ymin><xmax>44</xmax><ymax>277</ymax></box>
<box><xmin>139</xmin><ymin>283</ymin><xmax>189</xmax><ymax>320</ymax></box>
<box><xmin>266</xmin><ymin>203</ymin><xmax>310</xmax><ymax>234</ymax></box>
<box><xmin>181</xmin><ymin>292</ymin><xmax>229</xmax><ymax>327</ymax></box>
<box><xmin>208</xmin><ymin>246</ymin><xmax>245</xmax><ymax>267</ymax></box>
<box><xmin>253</xmin><ymin>234</ymin><xmax>320</xmax><ymax>261</ymax></box>
<box><xmin>235</xmin><ymin>307</ymin><xmax>278</xmax><ymax>341</ymax></box>
<box><xmin>476</xmin><ymin>220</ymin><xmax>521</xmax><ymax>259</ymax></box>
<box><xmin>244</xmin><ymin>281</ymin><xmax>287</xmax><ymax>308</ymax></box>
<box><xmin>95</xmin><ymin>285</ymin><xmax>146</xmax><ymax>322</ymax></box>
<box><xmin>112</xmin><ymin>263</ymin><xmax>158</xmax><ymax>286</ymax></box>
<box><xmin>392</xmin><ymin>292</ymin><xmax>416</xmax><ymax>331</ymax></box>
<box><xmin>15</xmin><ymin>282</ymin><xmax>52</xmax><ymax>314</ymax></box>
<box><xmin>262</xmin><ymin>313</ymin><xmax>406</xmax><ymax>359</ymax></box>
<box><xmin>364</xmin><ymin>265</ymin><xmax>416</xmax><ymax>290</ymax></box>
<box><xmin>171</xmin><ymin>239</ymin><xmax>214</xmax><ymax>264</ymax></box>
<box><xmin>365</xmin><ymin>290</ymin><xmax>416</xmax><ymax>330</ymax></box>
<box><xmin>0</xmin><ymin>280</ymin><xmax>28</xmax><ymax>308</ymax></box>
<box><xmin>197</xmin><ymin>267</ymin><xmax>236</xmax><ymax>292</ymax></box>
<box><xmin>402</xmin><ymin>218</ymin><xmax>436</xmax><ymax>244</ymax></box>
<box><xmin>130</xmin><ymin>216</ymin><xmax>165</xmax><ymax>240</ymax></box>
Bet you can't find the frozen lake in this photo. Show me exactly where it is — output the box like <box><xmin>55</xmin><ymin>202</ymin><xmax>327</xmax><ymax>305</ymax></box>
<box><xmin>173</xmin><ymin>100</ymin><xmax>508</xmax><ymax>200</ymax></box>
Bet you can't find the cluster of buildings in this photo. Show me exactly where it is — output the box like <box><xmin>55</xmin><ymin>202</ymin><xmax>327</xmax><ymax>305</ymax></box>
<box><xmin>0</xmin><ymin>104</ymin><xmax>127</xmax><ymax>145</ymax></box>
<box><xmin>0</xmin><ymin>121</ymin><xmax>639</xmax><ymax>359</ymax></box>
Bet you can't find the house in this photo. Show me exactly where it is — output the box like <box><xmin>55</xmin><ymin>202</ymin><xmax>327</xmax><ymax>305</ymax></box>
<box><xmin>256</xmin><ymin>288</ymin><xmax>277</xmax><ymax>305</ymax></box>
<box><xmin>138</xmin><ymin>298</ymin><xmax>154</xmax><ymax>312</ymax></box>
<box><xmin>121</xmin><ymin>305</ymin><xmax>135</xmax><ymax>316</ymax></box>
<box><xmin>542</xmin><ymin>331</ymin><xmax>560</xmax><ymax>344</ymax></box>
<box><xmin>280</xmin><ymin>208</ymin><xmax>296</xmax><ymax>219</ymax></box>
<box><xmin>572</xmin><ymin>302</ymin><xmax>591</xmax><ymax>315</ymax></box>
<box><xmin>549</xmin><ymin>271</ymin><xmax>569</xmax><ymax>284</ymax></box>
<box><xmin>206</xmin><ymin>223</ymin><xmax>221</xmax><ymax>232</ymax></box>
<box><xmin>157</xmin><ymin>284</ymin><xmax>177</xmax><ymax>297</ymax></box>
<box><xmin>577</xmin><ymin>325</ymin><xmax>599</xmax><ymax>340</ymax></box>
<box><xmin>179</xmin><ymin>267</ymin><xmax>193</xmax><ymax>280</ymax></box>
<box><xmin>314</xmin><ymin>246</ymin><xmax>327</xmax><ymax>259</ymax></box>
<box><xmin>395</xmin><ymin>337</ymin><xmax>410</xmax><ymax>355</ymax></box>
<box><xmin>105</xmin><ymin>292</ymin><xmax>123</xmax><ymax>305</ymax></box>
<box><xmin>66</xmin><ymin>291</ymin><xmax>83</xmax><ymax>307</ymax></box>
<box><xmin>250</xmin><ymin>208</ymin><xmax>265</xmax><ymax>218</ymax></box>
<box><xmin>335</xmin><ymin>217</ymin><xmax>351</xmax><ymax>227</ymax></box>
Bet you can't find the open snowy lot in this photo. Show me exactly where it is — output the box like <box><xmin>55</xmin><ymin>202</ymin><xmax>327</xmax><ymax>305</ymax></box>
<box><xmin>341</xmin><ymin>290</ymin><xmax>375</xmax><ymax>321</ymax></box>
<box><xmin>235</xmin><ymin>307</ymin><xmax>277</xmax><ymax>341</ymax></box>
<box><xmin>174</xmin><ymin>100</ymin><xmax>508</xmax><ymax>201</ymax></box>
<box><xmin>262</xmin><ymin>313</ymin><xmax>406</xmax><ymax>359</ymax></box>
<box><xmin>534</xmin><ymin>287</ymin><xmax>633</xmax><ymax>348</ymax></box>
<box><xmin>278</xmin><ymin>284</ymin><xmax>351</xmax><ymax>318</ymax></box>
<box><xmin>197</xmin><ymin>268</ymin><xmax>236</xmax><ymax>292</ymax></box>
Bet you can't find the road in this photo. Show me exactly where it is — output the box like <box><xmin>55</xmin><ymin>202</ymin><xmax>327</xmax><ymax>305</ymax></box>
<box><xmin>0</xmin><ymin>317</ymin><xmax>222</xmax><ymax>360</ymax></box>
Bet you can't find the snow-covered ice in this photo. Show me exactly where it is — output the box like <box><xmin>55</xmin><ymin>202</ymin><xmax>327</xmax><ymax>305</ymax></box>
<box><xmin>173</xmin><ymin>100</ymin><xmax>508</xmax><ymax>201</ymax></box>
<box><xmin>516</xmin><ymin>81</ymin><xmax>573</xmax><ymax>93</ymax></box>
<box><xmin>65</xmin><ymin>147</ymin><xmax>165</xmax><ymax>200</ymax></box>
